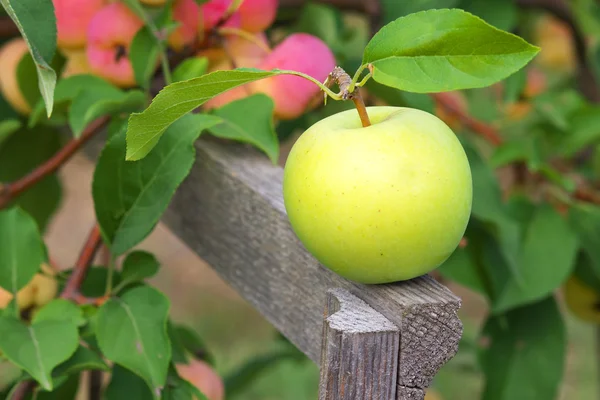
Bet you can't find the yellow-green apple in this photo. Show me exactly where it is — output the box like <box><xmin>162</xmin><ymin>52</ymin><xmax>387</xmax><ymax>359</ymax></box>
<box><xmin>283</xmin><ymin>106</ymin><xmax>472</xmax><ymax>283</ymax></box>
<box><xmin>53</xmin><ymin>0</ymin><xmax>106</xmax><ymax>50</ymax></box>
<box><xmin>251</xmin><ymin>33</ymin><xmax>335</xmax><ymax>119</ymax></box>
<box><xmin>168</xmin><ymin>0</ymin><xmax>200</xmax><ymax>51</ymax></box>
<box><xmin>0</xmin><ymin>263</ymin><xmax>58</xmax><ymax>311</ymax></box>
<box><xmin>176</xmin><ymin>360</ymin><xmax>225</xmax><ymax>400</ymax></box>
<box><xmin>0</xmin><ymin>38</ymin><xmax>32</xmax><ymax>115</ymax></box>
<box><xmin>86</xmin><ymin>2</ymin><xmax>144</xmax><ymax>87</ymax></box>
<box><xmin>238</xmin><ymin>0</ymin><xmax>278</xmax><ymax>32</ymax></box>
<box><xmin>564</xmin><ymin>275</ymin><xmax>600</xmax><ymax>324</ymax></box>
<box><xmin>202</xmin><ymin>32</ymin><xmax>270</xmax><ymax>109</ymax></box>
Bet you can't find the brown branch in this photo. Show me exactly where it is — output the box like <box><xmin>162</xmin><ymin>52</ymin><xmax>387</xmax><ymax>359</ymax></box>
<box><xmin>515</xmin><ymin>0</ymin><xmax>600</xmax><ymax>103</ymax></box>
<box><xmin>60</xmin><ymin>224</ymin><xmax>102</xmax><ymax>301</ymax></box>
<box><xmin>11</xmin><ymin>381</ymin><xmax>35</xmax><ymax>400</ymax></box>
<box><xmin>432</xmin><ymin>93</ymin><xmax>504</xmax><ymax>145</ymax></box>
<box><xmin>328</xmin><ymin>66</ymin><xmax>371</xmax><ymax>127</ymax></box>
<box><xmin>0</xmin><ymin>16</ymin><xmax>19</xmax><ymax>37</ymax></box>
<box><xmin>89</xmin><ymin>371</ymin><xmax>103</xmax><ymax>400</ymax></box>
<box><xmin>0</xmin><ymin>117</ymin><xmax>110</xmax><ymax>210</ymax></box>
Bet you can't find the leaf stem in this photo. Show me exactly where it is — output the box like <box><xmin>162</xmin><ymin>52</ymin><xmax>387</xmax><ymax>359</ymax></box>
<box><xmin>327</xmin><ymin>66</ymin><xmax>371</xmax><ymax>127</ymax></box>
<box><xmin>105</xmin><ymin>256</ymin><xmax>116</xmax><ymax>297</ymax></box>
<box><xmin>277</xmin><ymin>69</ymin><xmax>342</xmax><ymax>100</ymax></box>
<box><xmin>60</xmin><ymin>224</ymin><xmax>103</xmax><ymax>301</ymax></box>
<box><xmin>0</xmin><ymin>117</ymin><xmax>110</xmax><ymax>210</ymax></box>
<box><xmin>11</xmin><ymin>380</ymin><xmax>35</xmax><ymax>400</ymax></box>
<box><xmin>349</xmin><ymin>64</ymin><xmax>368</xmax><ymax>92</ymax></box>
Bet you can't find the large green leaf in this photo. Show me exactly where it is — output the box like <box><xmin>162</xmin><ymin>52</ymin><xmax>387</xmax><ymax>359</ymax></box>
<box><xmin>96</xmin><ymin>286</ymin><xmax>171</xmax><ymax>398</ymax></box>
<box><xmin>0</xmin><ymin>208</ymin><xmax>44</xmax><ymax>295</ymax></box>
<box><xmin>0</xmin><ymin>316</ymin><xmax>78</xmax><ymax>390</ymax></box>
<box><xmin>32</xmin><ymin>299</ymin><xmax>86</xmax><ymax>327</ymax></box>
<box><xmin>493</xmin><ymin>205</ymin><xmax>579</xmax><ymax>313</ymax></box>
<box><xmin>172</xmin><ymin>57</ymin><xmax>209</xmax><ymax>83</ymax></box>
<box><xmin>125</xmin><ymin>69</ymin><xmax>284</xmax><ymax>160</ymax></box>
<box><xmin>93</xmin><ymin>114</ymin><xmax>220</xmax><ymax>255</ymax></box>
<box><xmin>0</xmin><ymin>0</ymin><xmax>57</xmax><ymax>116</ymax></box>
<box><xmin>0</xmin><ymin>127</ymin><xmax>62</xmax><ymax>231</ymax></box>
<box><xmin>362</xmin><ymin>9</ymin><xmax>539</xmax><ymax>93</ymax></box>
<box><xmin>480</xmin><ymin>296</ymin><xmax>566</xmax><ymax>400</ymax></box>
<box><xmin>210</xmin><ymin>94</ymin><xmax>279</xmax><ymax>163</ymax></box>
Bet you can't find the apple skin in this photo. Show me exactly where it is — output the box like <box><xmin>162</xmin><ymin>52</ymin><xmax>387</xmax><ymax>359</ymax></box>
<box><xmin>168</xmin><ymin>0</ymin><xmax>200</xmax><ymax>51</ymax></box>
<box><xmin>0</xmin><ymin>263</ymin><xmax>58</xmax><ymax>310</ymax></box>
<box><xmin>86</xmin><ymin>2</ymin><xmax>144</xmax><ymax>88</ymax></box>
<box><xmin>238</xmin><ymin>0</ymin><xmax>278</xmax><ymax>32</ymax></box>
<box><xmin>176</xmin><ymin>360</ymin><xmax>225</xmax><ymax>400</ymax></box>
<box><xmin>53</xmin><ymin>0</ymin><xmax>107</xmax><ymax>50</ymax></box>
<box><xmin>251</xmin><ymin>33</ymin><xmax>335</xmax><ymax>120</ymax></box>
<box><xmin>283</xmin><ymin>106</ymin><xmax>472</xmax><ymax>284</ymax></box>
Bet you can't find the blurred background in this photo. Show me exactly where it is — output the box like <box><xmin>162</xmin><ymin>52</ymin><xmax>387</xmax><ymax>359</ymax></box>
<box><xmin>2</xmin><ymin>0</ymin><xmax>600</xmax><ymax>399</ymax></box>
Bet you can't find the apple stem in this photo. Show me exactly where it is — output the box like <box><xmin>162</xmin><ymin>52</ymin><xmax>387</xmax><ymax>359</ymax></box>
<box><xmin>327</xmin><ymin>66</ymin><xmax>371</xmax><ymax>127</ymax></box>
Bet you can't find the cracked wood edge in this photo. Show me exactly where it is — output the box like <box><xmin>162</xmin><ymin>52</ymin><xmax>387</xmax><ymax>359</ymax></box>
<box><xmin>319</xmin><ymin>288</ymin><xmax>399</xmax><ymax>400</ymax></box>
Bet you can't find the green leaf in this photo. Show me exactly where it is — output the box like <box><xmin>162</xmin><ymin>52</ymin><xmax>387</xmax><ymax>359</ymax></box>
<box><xmin>96</xmin><ymin>286</ymin><xmax>171</xmax><ymax>398</ymax></box>
<box><xmin>0</xmin><ymin>119</ymin><xmax>21</xmax><ymax>148</ymax></box>
<box><xmin>0</xmin><ymin>208</ymin><xmax>44</xmax><ymax>295</ymax></box>
<box><xmin>210</xmin><ymin>94</ymin><xmax>279</xmax><ymax>163</ymax></box>
<box><xmin>36</xmin><ymin>373</ymin><xmax>80</xmax><ymax>400</ymax></box>
<box><xmin>0</xmin><ymin>127</ymin><xmax>62</xmax><ymax>231</ymax></box>
<box><xmin>362</xmin><ymin>9</ymin><xmax>539</xmax><ymax>93</ymax></box>
<box><xmin>502</xmin><ymin>67</ymin><xmax>527</xmax><ymax>104</ymax></box>
<box><xmin>493</xmin><ymin>205</ymin><xmax>579</xmax><ymax>313</ymax></box>
<box><xmin>79</xmin><ymin>267</ymin><xmax>122</xmax><ymax>298</ymax></box>
<box><xmin>131</xmin><ymin>27</ymin><xmax>161</xmax><ymax>88</ymax></box>
<box><xmin>119</xmin><ymin>251</ymin><xmax>161</xmax><ymax>289</ymax></box>
<box><xmin>224</xmin><ymin>348</ymin><xmax>304</xmax><ymax>398</ymax></box>
<box><xmin>439</xmin><ymin>246</ymin><xmax>484</xmax><ymax>294</ymax></box>
<box><xmin>569</xmin><ymin>204</ymin><xmax>600</xmax><ymax>276</ymax></box>
<box><xmin>164</xmin><ymin>369</ymin><xmax>209</xmax><ymax>400</ymax></box>
<box><xmin>32</xmin><ymin>299</ymin><xmax>86</xmax><ymax>327</ymax></box>
<box><xmin>170</xmin><ymin>323</ymin><xmax>215</xmax><ymax>366</ymax></box>
<box><xmin>125</xmin><ymin>69</ymin><xmax>284</xmax><ymax>160</ymax></box>
<box><xmin>559</xmin><ymin>105</ymin><xmax>600</xmax><ymax>157</ymax></box>
<box><xmin>479</xmin><ymin>296</ymin><xmax>566</xmax><ymax>400</ymax></box>
<box><xmin>93</xmin><ymin>114</ymin><xmax>220</xmax><ymax>255</ymax></box>
<box><xmin>53</xmin><ymin>346</ymin><xmax>109</xmax><ymax>377</ymax></box>
<box><xmin>293</xmin><ymin>2</ymin><xmax>343</xmax><ymax>50</ymax></box>
<box><xmin>172</xmin><ymin>57</ymin><xmax>209</xmax><ymax>83</ymax></box>
<box><xmin>105</xmin><ymin>364</ymin><xmax>153</xmax><ymax>400</ymax></box>
<box><xmin>68</xmin><ymin>88</ymin><xmax>146</xmax><ymax>137</ymax></box>
<box><xmin>0</xmin><ymin>316</ymin><xmax>78</xmax><ymax>390</ymax></box>
<box><xmin>490</xmin><ymin>139</ymin><xmax>537</xmax><ymax>168</ymax></box>
<box><xmin>0</xmin><ymin>0</ymin><xmax>57</xmax><ymax>117</ymax></box>
<box><xmin>364</xmin><ymin>80</ymin><xmax>435</xmax><ymax>113</ymax></box>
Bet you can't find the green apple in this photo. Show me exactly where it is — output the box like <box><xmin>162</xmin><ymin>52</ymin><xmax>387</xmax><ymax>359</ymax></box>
<box><xmin>283</xmin><ymin>106</ymin><xmax>472</xmax><ymax>284</ymax></box>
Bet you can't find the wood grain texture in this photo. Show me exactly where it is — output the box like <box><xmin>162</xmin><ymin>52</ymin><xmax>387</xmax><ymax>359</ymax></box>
<box><xmin>159</xmin><ymin>138</ymin><xmax>463</xmax><ymax>394</ymax></box>
<box><xmin>319</xmin><ymin>288</ymin><xmax>399</xmax><ymax>400</ymax></box>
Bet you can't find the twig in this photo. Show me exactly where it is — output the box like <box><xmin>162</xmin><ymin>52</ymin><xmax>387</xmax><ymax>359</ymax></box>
<box><xmin>89</xmin><ymin>371</ymin><xmax>103</xmax><ymax>400</ymax></box>
<box><xmin>515</xmin><ymin>0</ymin><xmax>600</xmax><ymax>103</ymax></box>
<box><xmin>327</xmin><ymin>66</ymin><xmax>371</xmax><ymax>127</ymax></box>
<box><xmin>432</xmin><ymin>93</ymin><xmax>504</xmax><ymax>145</ymax></box>
<box><xmin>60</xmin><ymin>224</ymin><xmax>102</xmax><ymax>301</ymax></box>
<box><xmin>0</xmin><ymin>117</ymin><xmax>110</xmax><ymax>210</ymax></box>
<box><xmin>11</xmin><ymin>381</ymin><xmax>35</xmax><ymax>400</ymax></box>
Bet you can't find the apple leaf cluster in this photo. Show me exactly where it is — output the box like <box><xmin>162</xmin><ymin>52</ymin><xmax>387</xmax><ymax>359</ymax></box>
<box><xmin>0</xmin><ymin>0</ymin><xmax>600</xmax><ymax>399</ymax></box>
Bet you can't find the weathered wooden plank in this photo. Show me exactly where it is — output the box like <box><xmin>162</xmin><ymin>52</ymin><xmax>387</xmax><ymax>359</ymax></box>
<box><xmin>319</xmin><ymin>288</ymin><xmax>399</xmax><ymax>400</ymax></box>
<box><xmin>159</xmin><ymin>138</ymin><xmax>463</xmax><ymax>394</ymax></box>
